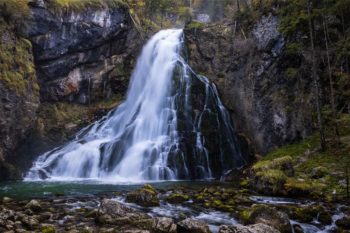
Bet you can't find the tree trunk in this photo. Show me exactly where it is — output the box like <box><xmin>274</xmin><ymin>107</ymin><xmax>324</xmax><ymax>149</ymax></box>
<box><xmin>308</xmin><ymin>1</ymin><xmax>326</xmax><ymax>151</ymax></box>
<box><xmin>322</xmin><ymin>14</ymin><xmax>340</xmax><ymax>143</ymax></box>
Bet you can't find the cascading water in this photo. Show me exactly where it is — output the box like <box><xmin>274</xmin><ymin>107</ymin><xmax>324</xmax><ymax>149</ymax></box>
<box><xmin>25</xmin><ymin>29</ymin><xmax>247</xmax><ymax>182</ymax></box>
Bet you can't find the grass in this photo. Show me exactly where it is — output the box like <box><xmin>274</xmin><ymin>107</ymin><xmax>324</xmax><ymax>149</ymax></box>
<box><xmin>186</xmin><ymin>21</ymin><xmax>205</xmax><ymax>30</ymax></box>
<box><xmin>45</xmin><ymin>0</ymin><xmax>128</xmax><ymax>13</ymax></box>
<box><xmin>252</xmin><ymin>114</ymin><xmax>350</xmax><ymax>200</ymax></box>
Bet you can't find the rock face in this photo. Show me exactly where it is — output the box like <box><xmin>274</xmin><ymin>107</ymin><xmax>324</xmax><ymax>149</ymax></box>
<box><xmin>0</xmin><ymin>1</ymin><xmax>140</xmax><ymax>181</ymax></box>
<box><xmin>27</xmin><ymin>1</ymin><xmax>140</xmax><ymax>104</ymax></box>
<box><xmin>0</xmin><ymin>20</ymin><xmax>40</xmax><ymax>180</ymax></box>
<box><xmin>185</xmin><ymin>14</ymin><xmax>314</xmax><ymax>154</ymax></box>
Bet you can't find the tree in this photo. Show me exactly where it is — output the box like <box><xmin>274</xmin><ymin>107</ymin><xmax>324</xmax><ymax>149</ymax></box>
<box><xmin>307</xmin><ymin>0</ymin><xmax>326</xmax><ymax>150</ymax></box>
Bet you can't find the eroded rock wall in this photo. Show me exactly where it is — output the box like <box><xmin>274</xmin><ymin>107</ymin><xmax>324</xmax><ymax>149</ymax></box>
<box><xmin>27</xmin><ymin>1</ymin><xmax>140</xmax><ymax>103</ymax></box>
<box><xmin>185</xmin><ymin>15</ymin><xmax>315</xmax><ymax>154</ymax></box>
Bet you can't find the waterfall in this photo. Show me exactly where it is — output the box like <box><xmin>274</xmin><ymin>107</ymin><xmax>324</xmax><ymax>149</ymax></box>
<box><xmin>25</xmin><ymin>29</ymin><xmax>247</xmax><ymax>182</ymax></box>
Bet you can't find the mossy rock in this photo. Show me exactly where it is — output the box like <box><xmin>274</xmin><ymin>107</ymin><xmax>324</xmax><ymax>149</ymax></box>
<box><xmin>284</xmin><ymin>178</ymin><xmax>326</xmax><ymax>198</ymax></box>
<box><xmin>186</xmin><ymin>21</ymin><xmax>205</xmax><ymax>30</ymax></box>
<box><xmin>166</xmin><ymin>193</ymin><xmax>190</xmax><ymax>204</ymax></box>
<box><xmin>252</xmin><ymin>169</ymin><xmax>287</xmax><ymax>195</ymax></box>
<box><xmin>253</xmin><ymin>156</ymin><xmax>294</xmax><ymax>176</ymax></box>
<box><xmin>336</xmin><ymin>216</ymin><xmax>350</xmax><ymax>229</ymax></box>
<box><xmin>289</xmin><ymin>205</ymin><xmax>330</xmax><ymax>224</ymax></box>
<box><xmin>41</xmin><ymin>225</ymin><xmax>55</xmax><ymax>233</ymax></box>
<box><xmin>239</xmin><ymin>204</ymin><xmax>291</xmax><ymax>233</ymax></box>
<box><xmin>125</xmin><ymin>184</ymin><xmax>159</xmax><ymax>207</ymax></box>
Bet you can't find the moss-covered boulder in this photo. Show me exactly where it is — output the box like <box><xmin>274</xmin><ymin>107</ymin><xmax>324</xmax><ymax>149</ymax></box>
<box><xmin>253</xmin><ymin>156</ymin><xmax>294</xmax><ymax>176</ymax></box>
<box><xmin>336</xmin><ymin>216</ymin><xmax>350</xmax><ymax>230</ymax></box>
<box><xmin>252</xmin><ymin>169</ymin><xmax>288</xmax><ymax>195</ymax></box>
<box><xmin>288</xmin><ymin>205</ymin><xmax>331</xmax><ymax>225</ymax></box>
<box><xmin>284</xmin><ymin>178</ymin><xmax>326</xmax><ymax>198</ymax></box>
<box><xmin>125</xmin><ymin>184</ymin><xmax>159</xmax><ymax>207</ymax></box>
<box><xmin>165</xmin><ymin>193</ymin><xmax>190</xmax><ymax>204</ymax></box>
<box><xmin>250</xmin><ymin>156</ymin><xmax>296</xmax><ymax>195</ymax></box>
<box><xmin>239</xmin><ymin>204</ymin><xmax>291</xmax><ymax>233</ymax></box>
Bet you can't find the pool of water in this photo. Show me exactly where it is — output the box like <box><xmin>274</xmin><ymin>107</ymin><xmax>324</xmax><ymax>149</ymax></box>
<box><xmin>0</xmin><ymin>180</ymin><xmax>227</xmax><ymax>199</ymax></box>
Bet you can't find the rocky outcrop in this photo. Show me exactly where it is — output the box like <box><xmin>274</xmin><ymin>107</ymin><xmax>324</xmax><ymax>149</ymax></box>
<box><xmin>0</xmin><ymin>0</ymin><xmax>140</xmax><ymax>181</ymax></box>
<box><xmin>27</xmin><ymin>0</ymin><xmax>140</xmax><ymax>104</ymax></box>
<box><xmin>185</xmin><ymin>14</ymin><xmax>314</xmax><ymax>154</ymax></box>
<box><xmin>0</xmin><ymin>19</ymin><xmax>40</xmax><ymax>180</ymax></box>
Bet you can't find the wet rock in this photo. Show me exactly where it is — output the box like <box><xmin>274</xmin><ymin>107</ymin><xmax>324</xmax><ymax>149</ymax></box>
<box><xmin>25</xmin><ymin>200</ymin><xmax>42</xmax><ymax>212</ymax></box>
<box><xmin>240</xmin><ymin>204</ymin><xmax>291</xmax><ymax>233</ymax></box>
<box><xmin>2</xmin><ymin>197</ymin><xmax>12</xmax><ymax>203</ymax></box>
<box><xmin>21</xmin><ymin>216</ymin><xmax>39</xmax><ymax>230</ymax></box>
<box><xmin>219</xmin><ymin>223</ymin><xmax>281</xmax><ymax>233</ymax></box>
<box><xmin>99</xmin><ymin>199</ymin><xmax>133</xmax><ymax>217</ymax></box>
<box><xmin>292</xmin><ymin>224</ymin><xmax>304</xmax><ymax>233</ymax></box>
<box><xmin>153</xmin><ymin>217</ymin><xmax>177</xmax><ymax>233</ymax></box>
<box><xmin>185</xmin><ymin>18</ymin><xmax>314</xmax><ymax>155</ymax></box>
<box><xmin>177</xmin><ymin>218</ymin><xmax>210</xmax><ymax>233</ymax></box>
<box><xmin>336</xmin><ymin>216</ymin><xmax>350</xmax><ymax>229</ymax></box>
<box><xmin>126</xmin><ymin>184</ymin><xmax>160</xmax><ymax>207</ymax></box>
<box><xmin>318</xmin><ymin>211</ymin><xmax>332</xmax><ymax>225</ymax></box>
<box><xmin>165</xmin><ymin>193</ymin><xmax>190</xmax><ymax>204</ymax></box>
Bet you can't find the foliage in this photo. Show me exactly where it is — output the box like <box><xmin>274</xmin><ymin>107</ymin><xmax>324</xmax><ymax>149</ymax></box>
<box><xmin>45</xmin><ymin>0</ymin><xmax>128</xmax><ymax>13</ymax></box>
<box><xmin>0</xmin><ymin>17</ymin><xmax>38</xmax><ymax>95</ymax></box>
<box><xmin>258</xmin><ymin>114</ymin><xmax>350</xmax><ymax>199</ymax></box>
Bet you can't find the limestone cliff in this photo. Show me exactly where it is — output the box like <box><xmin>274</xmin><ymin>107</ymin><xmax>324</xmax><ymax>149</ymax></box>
<box><xmin>0</xmin><ymin>0</ymin><xmax>140</xmax><ymax>180</ymax></box>
<box><xmin>185</xmin><ymin>15</ymin><xmax>315</xmax><ymax>154</ymax></box>
<box><xmin>28</xmin><ymin>0</ymin><xmax>140</xmax><ymax>103</ymax></box>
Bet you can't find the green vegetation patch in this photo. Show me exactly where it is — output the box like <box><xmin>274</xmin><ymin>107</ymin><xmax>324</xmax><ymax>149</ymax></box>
<box><xmin>251</xmin><ymin>115</ymin><xmax>350</xmax><ymax>200</ymax></box>
<box><xmin>0</xmin><ymin>18</ymin><xmax>38</xmax><ymax>96</ymax></box>
<box><xmin>45</xmin><ymin>0</ymin><xmax>128</xmax><ymax>13</ymax></box>
<box><xmin>186</xmin><ymin>21</ymin><xmax>205</xmax><ymax>30</ymax></box>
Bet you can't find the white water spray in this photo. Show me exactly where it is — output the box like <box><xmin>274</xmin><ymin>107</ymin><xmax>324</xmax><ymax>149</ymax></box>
<box><xmin>25</xmin><ymin>29</ymin><xmax>246</xmax><ymax>182</ymax></box>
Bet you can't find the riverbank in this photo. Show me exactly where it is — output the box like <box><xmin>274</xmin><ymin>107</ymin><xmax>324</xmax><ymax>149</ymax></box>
<box><xmin>1</xmin><ymin>182</ymin><xmax>349</xmax><ymax>233</ymax></box>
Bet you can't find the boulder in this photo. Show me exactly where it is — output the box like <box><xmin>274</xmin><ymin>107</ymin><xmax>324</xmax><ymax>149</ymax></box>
<box><xmin>25</xmin><ymin>200</ymin><xmax>42</xmax><ymax>212</ymax></box>
<box><xmin>219</xmin><ymin>223</ymin><xmax>281</xmax><ymax>233</ymax></box>
<box><xmin>165</xmin><ymin>193</ymin><xmax>190</xmax><ymax>204</ymax></box>
<box><xmin>126</xmin><ymin>184</ymin><xmax>160</xmax><ymax>207</ymax></box>
<box><xmin>177</xmin><ymin>218</ymin><xmax>210</xmax><ymax>233</ymax></box>
<box><xmin>240</xmin><ymin>205</ymin><xmax>291</xmax><ymax>233</ymax></box>
<box><xmin>99</xmin><ymin>199</ymin><xmax>133</xmax><ymax>217</ymax></box>
<box><xmin>336</xmin><ymin>216</ymin><xmax>350</xmax><ymax>229</ymax></box>
<box><xmin>153</xmin><ymin>217</ymin><xmax>177</xmax><ymax>233</ymax></box>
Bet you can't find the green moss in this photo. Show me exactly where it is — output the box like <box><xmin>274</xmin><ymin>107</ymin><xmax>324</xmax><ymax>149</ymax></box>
<box><xmin>286</xmin><ymin>67</ymin><xmax>298</xmax><ymax>78</ymax></box>
<box><xmin>0</xmin><ymin>20</ymin><xmax>38</xmax><ymax>96</ymax></box>
<box><xmin>166</xmin><ymin>193</ymin><xmax>190</xmax><ymax>203</ymax></box>
<box><xmin>253</xmin><ymin>156</ymin><xmax>293</xmax><ymax>171</ymax></box>
<box><xmin>239</xmin><ymin>208</ymin><xmax>252</xmax><ymax>224</ymax></box>
<box><xmin>143</xmin><ymin>184</ymin><xmax>157</xmax><ymax>194</ymax></box>
<box><xmin>45</xmin><ymin>0</ymin><xmax>128</xmax><ymax>13</ymax></box>
<box><xmin>41</xmin><ymin>226</ymin><xmax>55</xmax><ymax>233</ymax></box>
<box><xmin>256</xmin><ymin>169</ymin><xmax>287</xmax><ymax>193</ymax></box>
<box><xmin>284</xmin><ymin>178</ymin><xmax>327</xmax><ymax>197</ymax></box>
<box><xmin>186</xmin><ymin>21</ymin><xmax>205</xmax><ymax>30</ymax></box>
